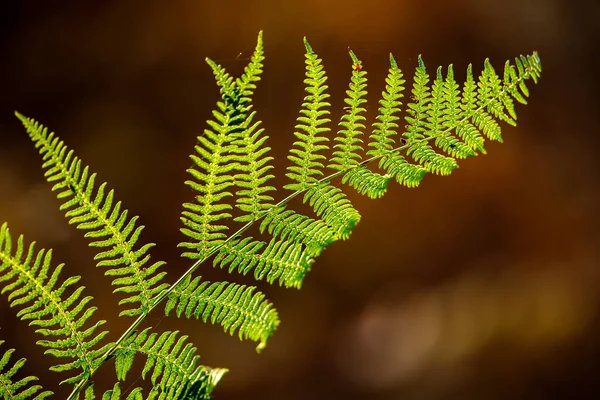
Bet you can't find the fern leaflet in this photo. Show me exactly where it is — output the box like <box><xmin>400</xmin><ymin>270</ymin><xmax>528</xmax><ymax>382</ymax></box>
<box><xmin>114</xmin><ymin>328</ymin><xmax>226</xmax><ymax>399</ymax></box>
<box><xmin>0</xmin><ymin>223</ymin><xmax>110</xmax><ymax>384</ymax></box>
<box><xmin>330</xmin><ymin>49</ymin><xmax>391</xmax><ymax>199</ymax></box>
<box><xmin>178</xmin><ymin>58</ymin><xmax>241</xmax><ymax>260</ymax></box>
<box><xmin>214</xmin><ymin>237</ymin><xmax>312</xmax><ymax>289</ymax></box>
<box><xmin>285</xmin><ymin>38</ymin><xmax>332</xmax><ymax>191</ymax></box>
<box><xmin>15</xmin><ymin>114</ymin><xmax>168</xmax><ymax>318</ymax></box>
<box><xmin>368</xmin><ymin>53</ymin><xmax>406</xmax><ymax>158</ymax></box>
<box><xmin>303</xmin><ymin>183</ymin><xmax>360</xmax><ymax>240</ymax></box>
<box><xmin>0</xmin><ymin>341</ymin><xmax>52</xmax><ymax>399</ymax></box>
<box><xmin>401</xmin><ymin>55</ymin><xmax>459</xmax><ymax>176</ymax></box>
<box><xmin>231</xmin><ymin>31</ymin><xmax>277</xmax><ymax>223</ymax></box>
<box><xmin>259</xmin><ymin>206</ymin><xmax>335</xmax><ymax>256</ymax></box>
<box><xmin>329</xmin><ymin>49</ymin><xmax>367</xmax><ymax>171</ymax></box>
<box><xmin>164</xmin><ymin>276</ymin><xmax>278</xmax><ymax>351</ymax></box>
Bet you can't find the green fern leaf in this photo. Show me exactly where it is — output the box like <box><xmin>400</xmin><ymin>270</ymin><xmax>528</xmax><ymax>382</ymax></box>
<box><xmin>372</xmin><ymin>53</ymin><xmax>541</xmax><ymax>187</ymax></box>
<box><xmin>6</xmin><ymin>32</ymin><xmax>542</xmax><ymax>400</ymax></box>
<box><xmin>303</xmin><ymin>183</ymin><xmax>360</xmax><ymax>240</ymax></box>
<box><xmin>379</xmin><ymin>153</ymin><xmax>428</xmax><ymax>188</ymax></box>
<box><xmin>229</xmin><ymin>31</ymin><xmax>277</xmax><ymax>223</ymax></box>
<box><xmin>468</xmin><ymin>62</ymin><xmax>504</xmax><ymax>142</ymax></box>
<box><xmin>368</xmin><ymin>53</ymin><xmax>406</xmax><ymax>158</ymax></box>
<box><xmin>285</xmin><ymin>38</ymin><xmax>331</xmax><ymax>191</ymax></box>
<box><xmin>341</xmin><ymin>166</ymin><xmax>390</xmax><ymax>199</ymax></box>
<box><xmin>15</xmin><ymin>114</ymin><xmax>168</xmax><ymax>318</ymax></box>
<box><xmin>114</xmin><ymin>329</ymin><xmax>226</xmax><ymax>400</ymax></box>
<box><xmin>0</xmin><ymin>341</ymin><xmax>52</xmax><ymax>399</ymax></box>
<box><xmin>180</xmin><ymin>32</ymin><xmax>275</xmax><ymax>255</ymax></box>
<box><xmin>236</xmin><ymin>31</ymin><xmax>265</xmax><ymax>102</ymax></box>
<box><xmin>403</xmin><ymin>56</ymin><xmax>459</xmax><ymax>176</ymax></box>
<box><xmin>443</xmin><ymin>64</ymin><xmax>486</xmax><ymax>155</ymax></box>
<box><xmin>259</xmin><ymin>206</ymin><xmax>336</xmax><ymax>256</ymax></box>
<box><xmin>504</xmin><ymin>60</ymin><xmax>527</xmax><ymax>105</ymax></box>
<box><xmin>505</xmin><ymin>54</ymin><xmax>541</xmax><ymax>105</ymax></box>
<box><xmin>214</xmin><ymin>237</ymin><xmax>313</xmax><ymax>289</ymax></box>
<box><xmin>481</xmin><ymin>58</ymin><xmax>517</xmax><ymax>126</ymax></box>
<box><xmin>330</xmin><ymin>49</ymin><xmax>391</xmax><ymax>198</ymax></box>
<box><xmin>366</xmin><ymin>53</ymin><xmax>429</xmax><ymax>188</ymax></box>
<box><xmin>430</xmin><ymin>67</ymin><xmax>476</xmax><ymax>159</ymax></box>
<box><xmin>329</xmin><ymin>49</ymin><xmax>367</xmax><ymax>171</ymax></box>
<box><xmin>231</xmin><ymin>110</ymin><xmax>276</xmax><ymax>223</ymax></box>
<box><xmin>164</xmin><ymin>276</ymin><xmax>279</xmax><ymax>351</ymax></box>
<box><xmin>178</xmin><ymin>57</ymin><xmax>241</xmax><ymax>259</ymax></box>
<box><xmin>0</xmin><ymin>223</ymin><xmax>110</xmax><ymax>385</ymax></box>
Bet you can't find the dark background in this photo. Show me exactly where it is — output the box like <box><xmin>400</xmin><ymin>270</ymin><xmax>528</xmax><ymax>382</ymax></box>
<box><xmin>1</xmin><ymin>0</ymin><xmax>598</xmax><ymax>399</ymax></box>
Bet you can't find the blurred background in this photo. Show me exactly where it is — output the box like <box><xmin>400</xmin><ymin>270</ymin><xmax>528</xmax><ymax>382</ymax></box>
<box><xmin>0</xmin><ymin>0</ymin><xmax>598</xmax><ymax>399</ymax></box>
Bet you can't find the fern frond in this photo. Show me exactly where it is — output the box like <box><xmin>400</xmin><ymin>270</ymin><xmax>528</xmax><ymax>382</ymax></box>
<box><xmin>7</xmin><ymin>32</ymin><xmax>542</xmax><ymax>400</ymax></box>
<box><xmin>368</xmin><ymin>53</ymin><xmax>405</xmax><ymax>158</ymax></box>
<box><xmin>453</xmin><ymin>53</ymin><xmax>541</xmax><ymax>148</ymax></box>
<box><xmin>15</xmin><ymin>114</ymin><xmax>168</xmax><ymax>318</ymax></box>
<box><xmin>181</xmin><ymin>32</ymin><xmax>275</xmax><ymax>254</ymax></box>
<box><xmin>460</xmin><ymin>62</ymin><xmax>502</xmax><ymax>144</ymax></box>
<box><xmin>228</xmin><ymin>31</ymin><xmax>277</xmax><ymax>223</ymax></box>
<box><xmin>114</xmin><ymin>329</ymin><xmax>226</xmax><ymax>400</ymax></box>
<box><xmin>370</xmin><ymin>52</ymin><xmax>541</xmax><ymax>187</ymax></box>
<box><xmin>235</xmin><ymin>30</ymin><xmax>265</xmax><ymax>108</ymax></box>
<box><xmin>442</xmin><ymin>64</ymin><xmax>486</xmax><ymax>155</ymax></box>
<box><xmin>0</xmin><ymin>223</ymin><xmax>110</xmax><ymax>385</ymax></box>
<box><xmin>213</xmin><ymin>237</ymin><xmax>313</xmax><ymax>289</ymax></box>
<box><xmin>0</xmin><ymin>341</ymin><xmax>52</xmax><ymax>399</ymax></box>
<box><xmin>231</xmin><ymin>110</ymin><xmax>276</xmax><ymax>223</ymax></box>
<box><xmin>285</xmin><ymin>38</ymin><xmax>331</xmax><ymax>191</ymax></box>
<box><xmin>329</xmin><ymin>49</ymin><xmax>367</xmax><ymax>172</ymax></box>
<box><xmin>193</xmin><ymin>38</ymin><xmax>348</xmax><ymax>291</ymax></box>
<box><xmin>303</xmin><ymin>183</ymin><xmax>360</xmax><ymax>240</ymax></box>
<box><xmin>379</xmin><ymin>153</ymin><xmax>427</xmax><ymax>188</ymax></box>
<box><xmin>366</xmin><ymin>53</ymin><xmax>430</xmax><ymax>188</ymax></box>
<box><xmin>402</xmin><ymin>56</ymin><xmax>459</xmax><ymax>176</ymax></box>
<box><xmin>259</xmin><ymin>206</ymin><xmax>336</xmax><ymax>256</ymax></box>
<box><xmin>480</xmin><ymin>59</ymin><xmax>516</xmax><ymax>127</ymax></box>
<box><xmin>164</xmin><ymin>276</ymin><xmax>278</xmax><ymax>351</ymax></box>
<box><xmin>341</xmin><ymin>166</ymin><xmax>390</xmax><ymax>199</ymax></box>
<box><xmin>329</xmin><ymin>49</ymin><xmax>391</xmax><ymax>199</ymax></box>
<box><xmin>170</xmin><ymin>38</ymin><xmax>282</xmax><ymax>347</ymax></box>
<box><xmin>430</xmin><ymin>67</ymin><xmax>477</xmax><ymax>159</ymax></box>
<box><xmin>179</xmin><ymin>58</ymin><xmax>242</xmax><ymax>260</ymax></box>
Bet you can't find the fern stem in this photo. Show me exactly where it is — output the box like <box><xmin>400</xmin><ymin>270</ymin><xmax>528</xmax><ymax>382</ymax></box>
<box><xmin>67</xmin><ymin>56</ymin><xmax>536</xmax><ymax>400</ymax></box>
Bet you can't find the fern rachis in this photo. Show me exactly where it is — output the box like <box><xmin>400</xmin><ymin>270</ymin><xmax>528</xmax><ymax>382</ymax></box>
<box><xmin>0</xmin><ymin>30</ymin><xmax>540</xmax><ymax>399</ymax></box>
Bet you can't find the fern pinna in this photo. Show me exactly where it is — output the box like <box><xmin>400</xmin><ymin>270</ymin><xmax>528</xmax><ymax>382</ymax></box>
<box><xmin>0</xmin><ymin>340</ymin><xmax>52</xmax><ymax>399</ymax></box>
<box><xmin>0</xmin><ymin>30</ymin><xmax>541</xmax><ymax>399</ymax></box>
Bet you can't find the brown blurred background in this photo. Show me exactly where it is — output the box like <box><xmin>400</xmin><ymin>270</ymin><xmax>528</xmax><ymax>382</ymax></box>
<box><xmin>0</xmin><ymin>0</ymin><xmax>599</xmax><ymax>399</ymax></box>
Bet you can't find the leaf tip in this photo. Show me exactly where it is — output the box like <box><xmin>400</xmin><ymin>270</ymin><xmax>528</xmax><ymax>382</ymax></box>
<box><xmin>348</xmin><ymin>47</ymin><xmax>360</xmax><ymax>64</ymax></box>
<box><xmin>389</xmin><ymin>52</ymin><xmax>398</xmax><ymax>68</ymax></box>
<box><xmin>303</xmin><ymin>37</ymin><xmax>313</xmax><ymax>53</ymax></box>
